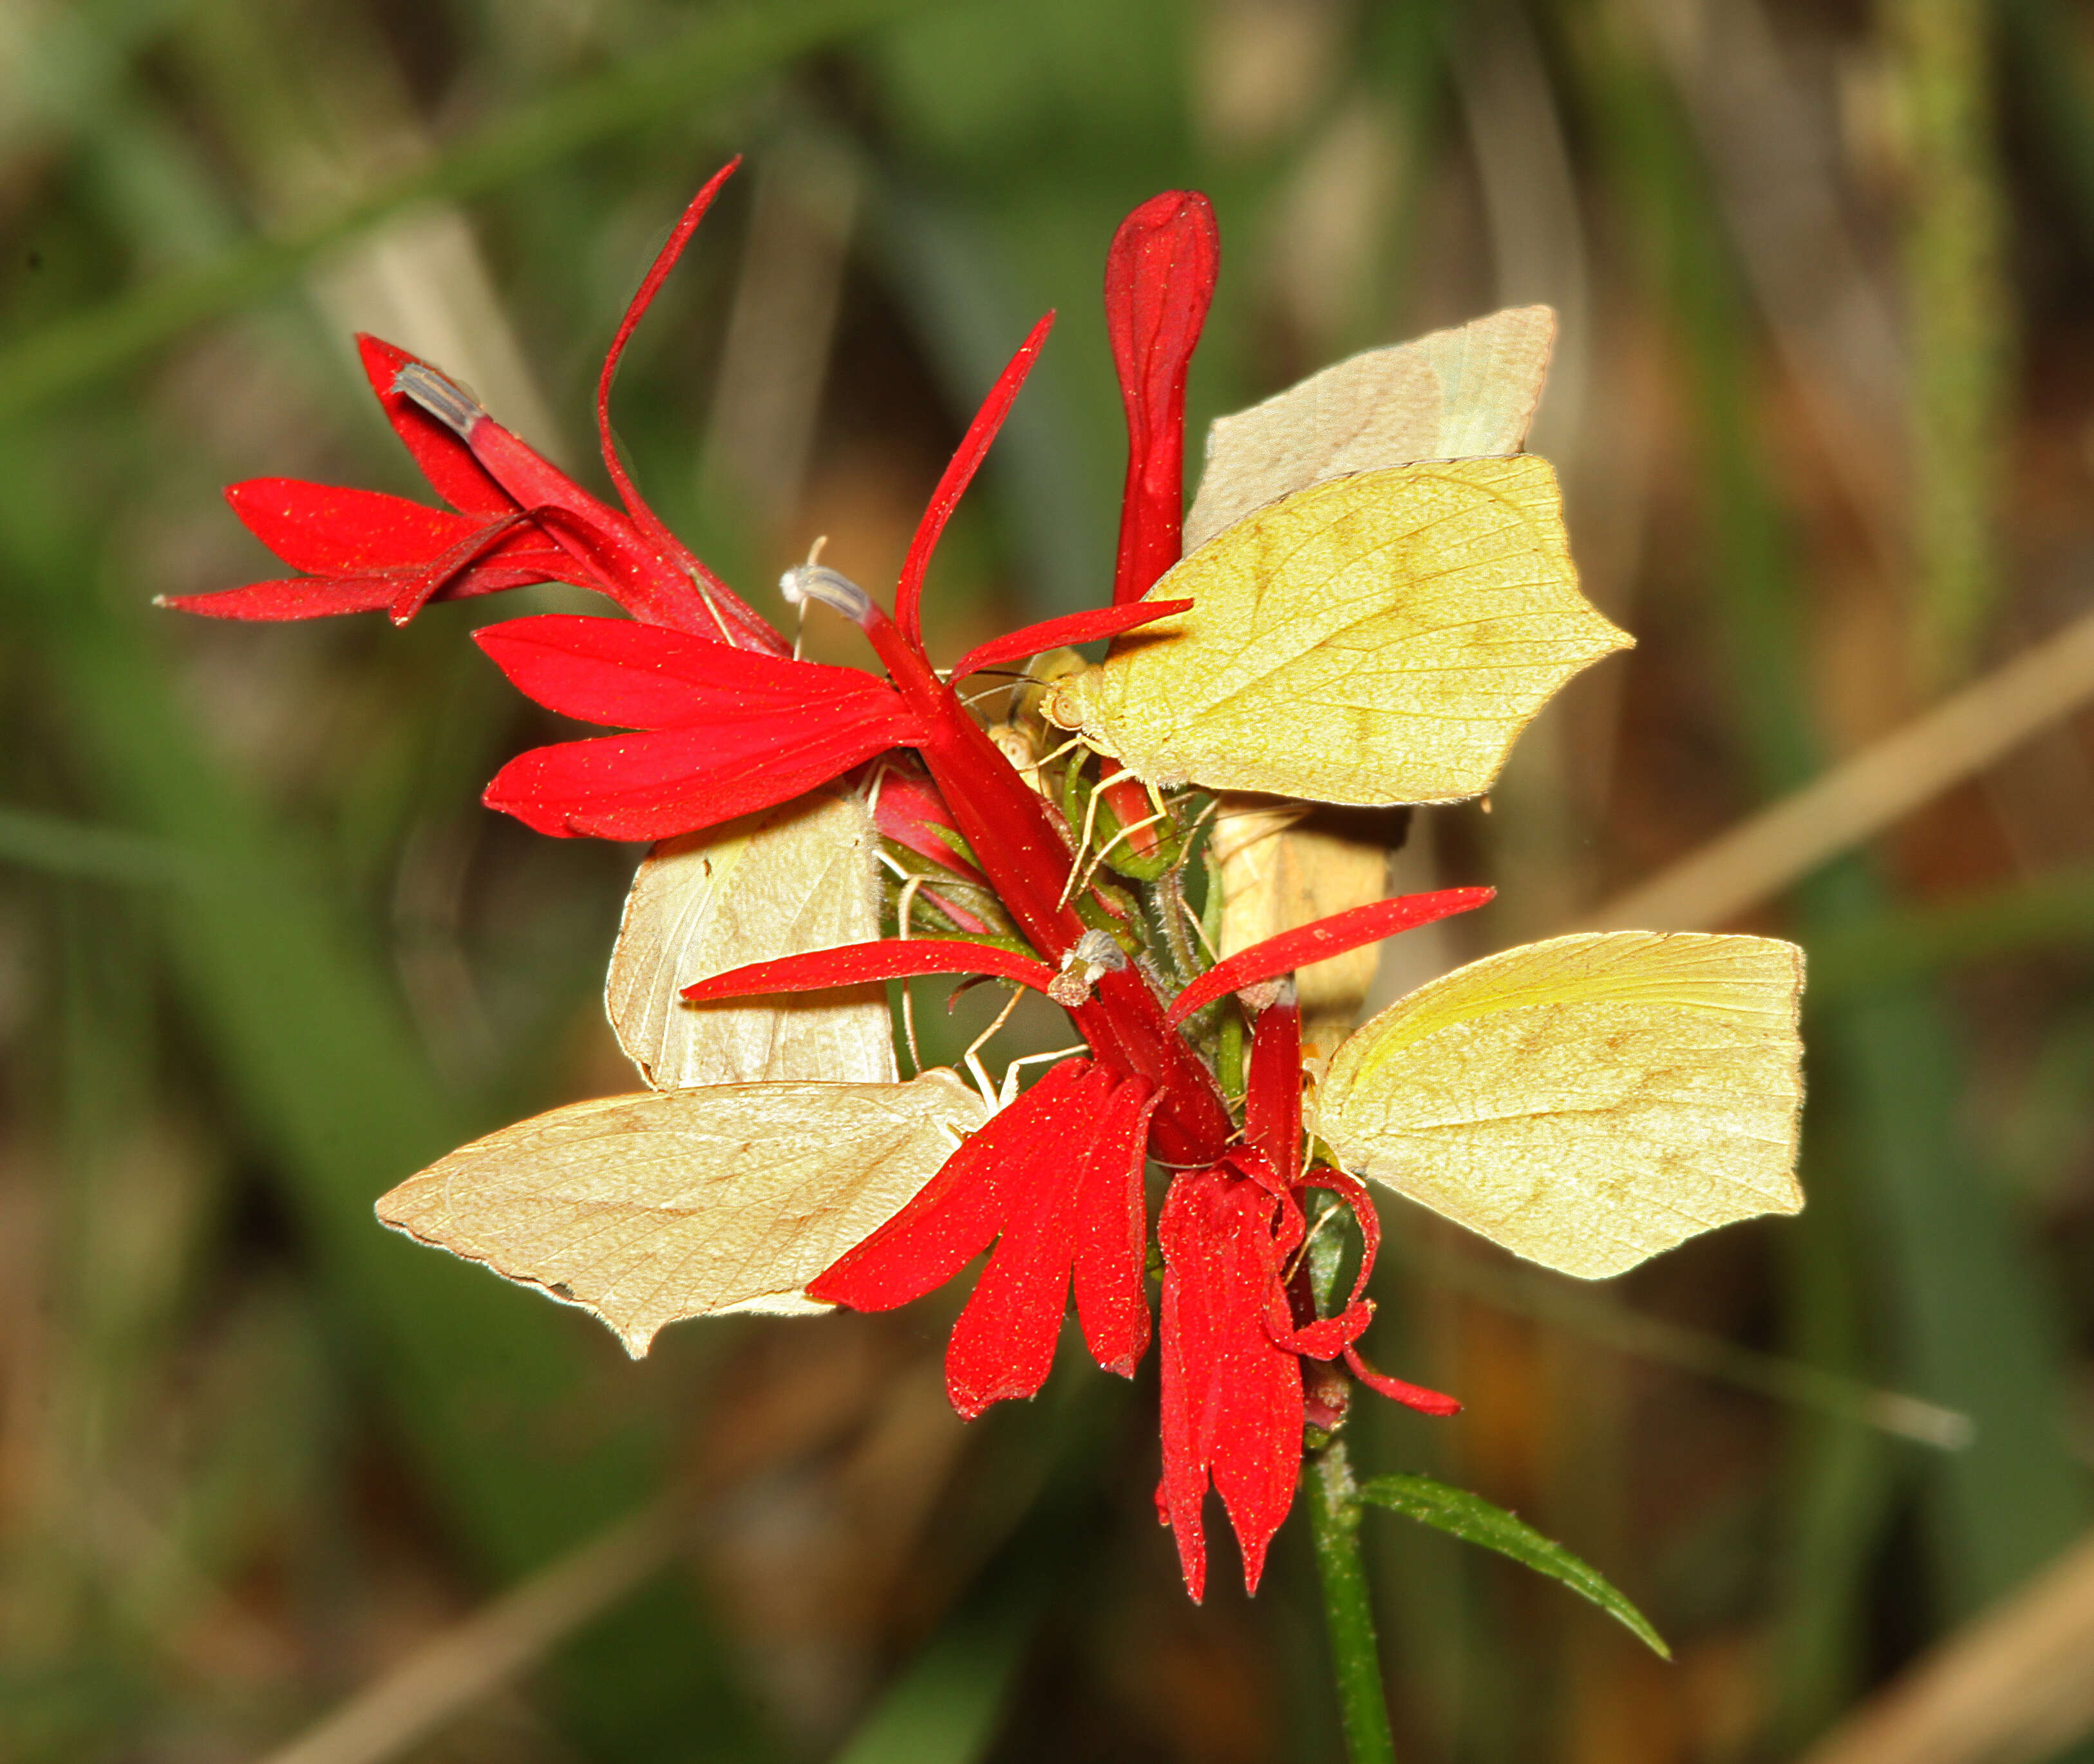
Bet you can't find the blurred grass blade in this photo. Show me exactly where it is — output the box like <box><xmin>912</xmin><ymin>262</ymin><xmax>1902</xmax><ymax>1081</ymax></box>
<box><xmin>829</xmin><ymin>1584</ymin><xmax>1039</xmax><ymax>1764</ymax></box>
<box><xmin>1808</xmin><ymin>863</ymin><xmax>2094</xmax><ymax>1002</ymax></box>
<box><xmin>1358</xmin><ymin>1474</ymin><xmax>1670</xmax><ymax>1659</ymax></box>
<box><xmin>0</xmin><ymin>457</ymin><xmax>769</xmax><ymax>1759</ymax></box>
<box><xmin>0</xmin><ymin>803</ymin><xmax>198</xmax><ymax>885</ymax></box>
<box><xmin>0</xmin><ymin>0</ymin><xmax>932</xmax><ymax>420</ymax></box>
<box><xmin>1797</xmin><ymin>1526</ymin><xmax>2094</xmax><ymax>1764</ymax></box>
<box><xmin>1580</xmin><ymin>8</ymin><xmax>2088</xmax><ymax>1640</ymax></box>
<box><xmin>1894</xmin><ymin>0</ymin><xmax>2009</xmax><ymax>684</ymax></box>
<box><xmin>1584</xmin><ymin>606</ymin><xmax>2094</xmax><ymax>933</ymax></box>
<box><xmin>1384</xmin><ymin>1235</ymin><xmax>1972</xmax><ymax>1449</ymax></box>
<box><xmin>259</xmin><ymin>1500</ymin><xmax>689</xmax><ymax>1764</ymax></box>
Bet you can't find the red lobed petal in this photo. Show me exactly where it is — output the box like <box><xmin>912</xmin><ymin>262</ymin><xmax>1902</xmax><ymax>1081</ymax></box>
<box><xmin>1157</xmin><ymin>1163</ymin><xmax>1304</xmax><ymax>1601</ymax></box>
<box><xmin>1106</xmin><ymin>192</ymin><xmax>1219</xmax><ymax>606</ymax></box>
<box><xmin>809</xmin><ymin>1059</ymin><xmax>1097</xmax><ymax>1313</ymax></box>
<box><xmin>1167</xmin><ymin>888</ymin><xmax>1495</xmax><ymax>1025</ymax></box>
<box><xmin>1070</xmin><ymin>1076</ymin><xmax>1162</xmax><ymax>1378</ymax></box>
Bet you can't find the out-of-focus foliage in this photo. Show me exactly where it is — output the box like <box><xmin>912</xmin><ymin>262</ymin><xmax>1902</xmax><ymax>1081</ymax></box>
<box><xmin>3</xmin><ymin>1</ymin><xmax>2093</xmax><ymax>1761</ymax></box>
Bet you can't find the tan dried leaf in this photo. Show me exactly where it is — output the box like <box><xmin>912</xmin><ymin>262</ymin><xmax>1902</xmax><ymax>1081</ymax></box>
<box><xmin>1317</xmin><ymin>932</ymin><xmax>1805</xmax><ymax>1279</ymax></box>
<box><xmin>1211</xmin><ymin>795</ymin><xmax>1393</xmax><ymax>1056</ymax></box>
<box><xmin>607</xmin><ymin>791</ymin><xmax>894</xmax><ymax>1089</ymax></box>
<box><xmin>1184</xmin><ymin>305</ymin><xmax>1554</xmax><ymax>550</ymax></box>
<box><xmin>1047</xmin><ymin>458</ymin><xmax>1631</xmax><ymax>805</ymax></box>
<box><xmin>376</xmin><ymin>1071</ymin><xmax>989</xmax><ymax>1355</ymax></box>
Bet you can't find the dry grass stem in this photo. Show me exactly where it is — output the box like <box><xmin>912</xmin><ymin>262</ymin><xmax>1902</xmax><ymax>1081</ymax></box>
<box><xmin>1797</xmin><ymin>1526</ymin><xmax>2094</xmax><ymax>1764</ymax></box>
<box><xmin>1583</xmin><ymin>607</ymin><xmax>2094</xmax><ymax>931</ymax></box>
<box><xmin>256</xmin><ymin>1501</ymin><xmax>688</xmax><ymax>1764</ymax></box>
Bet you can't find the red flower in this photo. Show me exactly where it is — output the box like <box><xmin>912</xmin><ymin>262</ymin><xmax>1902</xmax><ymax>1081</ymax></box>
<box><xmin>1158</xmin><ymin>1000</ymin><xmax>1460</xmax><ymax>1602</ymax></box>
<box><xmin>807</xmin><ymin>1058</ymin><xmax>1159</xmax><ymax>1416</ymax></box>
<box><xmin>182</xmin><ymin>171</ymin><xmax>1480</xmax><ymax>1599</ymax></box>
<box><xmin>167</xmin><ymin>162</ymin><xmax>784</xmax><ymax>652</ymax></box>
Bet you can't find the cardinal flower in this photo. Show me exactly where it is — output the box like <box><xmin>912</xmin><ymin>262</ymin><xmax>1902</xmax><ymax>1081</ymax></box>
<box><xmin>178</xmin><ymin>165</ymin><xmax>1807</xmax><ymax>1611</ymax></box>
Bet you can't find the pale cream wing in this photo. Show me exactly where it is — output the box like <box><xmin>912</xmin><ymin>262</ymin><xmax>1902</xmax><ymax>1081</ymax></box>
<box><xmin>376</xmin><ymin>1071</ymin><xmax>988</xmax><ymax>1355</ymax></box>
<box><xmin>1317</xmin><ymin>932</ymin><xmax>1804</xmax><ymax>1279</ymax></box>
<box><xmin>1048</xmin><ymin>459</ymin><xmax>1630</xmax><ymax>805</ymax></box>
<box><xmin>607</xmin><ymin>791</ymin><xmax>894</xmax><ymax>1089</ymax></box>
<box><xmin>1211</xmin><ymin>794</ymin><xmax>1394</xmax><ymax>1058</ymax></box>
<box><xmin>1184</xmin><ymin>306</ymin><xmax>1554</xmax><ymax>550</ymax></box>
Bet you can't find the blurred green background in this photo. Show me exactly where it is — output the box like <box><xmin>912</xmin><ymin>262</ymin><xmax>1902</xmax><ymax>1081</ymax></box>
<box><xmin>5</xmin><ymin>0</ymin><xmax>2094</xmax><ymax>1759</ymax></box>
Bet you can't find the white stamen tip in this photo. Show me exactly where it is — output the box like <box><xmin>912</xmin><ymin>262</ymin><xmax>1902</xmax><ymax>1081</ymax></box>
<box><xmin>391</xmin><ymin>363</ymin><xmax>485</xmax><ymax>438</ymax></box>
<box><xmin>780</xmin><ymin>563</ymin><xmax>874</xmax><ymax>626</ymax></box>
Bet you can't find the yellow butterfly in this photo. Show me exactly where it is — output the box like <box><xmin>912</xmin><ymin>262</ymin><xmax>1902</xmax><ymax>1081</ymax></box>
<box><xmin>1316</xmin><ymin>932</ymin><xmax>1806</xmax><ymax>1279</ymax></box>
<box><xmin>606</xmin><ymin>791</ymin><xmax>894</xmax><ymax>1089</ymax></box>
<box><xmin>1046</xmin><ymin>456</ymin><xmax>1630</xmax><ymax>806</ymax></box>
<box><xmin>377</xmin><ymin>1071</ymin><xmax>987</xmax><ymax>1354</ymax></box>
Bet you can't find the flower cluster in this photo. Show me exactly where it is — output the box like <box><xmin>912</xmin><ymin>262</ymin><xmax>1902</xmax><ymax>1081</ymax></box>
<box><xmin>179</xmin><ymin>164</ymin><xmax>1806</xmax><ymax>1600</ymax></box>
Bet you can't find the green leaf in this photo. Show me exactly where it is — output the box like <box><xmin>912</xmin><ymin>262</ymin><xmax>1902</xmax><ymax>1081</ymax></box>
<box><xmin>1357</xmin><ymin>1474</ymin><xmax>1671</xmax><ymax>1660</ymax></box>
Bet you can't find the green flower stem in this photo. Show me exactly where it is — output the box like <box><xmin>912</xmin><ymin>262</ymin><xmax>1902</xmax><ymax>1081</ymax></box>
<box><xmin>1306</xmin><ymin>1432</ymin><xmax>1399</xmax><ymax>1764</ymax></box>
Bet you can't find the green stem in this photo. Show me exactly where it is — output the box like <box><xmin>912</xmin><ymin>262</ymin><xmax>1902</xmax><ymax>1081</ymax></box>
<box><xmin>1306</xmin><ymin>1434</ymin><xmax>1399</xmax><ymax>1764</ymax></box>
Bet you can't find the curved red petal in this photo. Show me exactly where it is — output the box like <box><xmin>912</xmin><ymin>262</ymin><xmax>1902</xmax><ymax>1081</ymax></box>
<box><xmin>896</xmin><ymin>312</ymin><xmax>1055</xmax><ymax>652</ymax></box>
<box><xmin>1344</xmin><ymin>1346</ymin><xmax>1462</xmax><ymax>1417</ymax></box>
<box><xmin>1167</xmin><ymin>888</ymin><xmax>1496</xmax><ymax>1025</ymax></box>
<box><xmin>948</xmin><ymin>597</ymin><xmax>1194</xmax><ymax>684</ymax></box>
<box><xmin>587</xmin><ymin>162</ymin><xmax>782</xmax><ymax>655</ymax></box>
<box><xmin>161</xmin><ymin>576</ymin><xmax>399</xmax><ymax>621</ymax></box>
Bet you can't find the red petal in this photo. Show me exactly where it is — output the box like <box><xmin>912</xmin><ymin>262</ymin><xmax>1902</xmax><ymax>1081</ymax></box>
<box><xmin>1158</xmin><ymin>1165</ymin><xmax>1303</xmax><ymax>1600</ymax></box>
<box><xmin>225</xmin><ymin>479</ymin><xmax>473</xmax><ymax>572</ymax></box>
<box><xmin>451</xmin><ymin>423</ymin><xmax>722</xmax><ymax>634</ymax></box>
<box><xmin>586</xmin><ymin>162</ymin><xmax>784</xmax><ymax>657</ymax></box>
<box><xmin>162</xmin><ymin>576</ymin><xmax>399</xmax><ymax>621</ymax></box>
<box><xmin>357</xmin><ymin>335</ymin><xmax>513</xmax><ymax>517</ymax></box>
<box><xmin>1344</xmin><ymin>1346</ymin><xmax>1461</xmax><ymax>1417</ymax></box>
<box><xmin>1106</xmin><ymin>192</ymin><xmax>1219</xmax><ymax>605</ymax></box>
<box><xmin>948</xmin><ymin>597</ymin><xmax>1194</xmax><ymax>683</ymax></box>
<box><xmin>679</xmin><ymin>938</ymin><xmax>1059</xmax><ymax>1004</ymax></box>
<box><xmin>1167</xmin><ymin>888</ymin><xmax>1495</xmax><ymax>1025</ymax></box>
<box><xmin>483</xmin><ymin>713</ymin><xmax>913</xmax><ymax>841</ymax></box>
<box><xmin>1244</xmin><ymin>1000</ymin><xmax>1303</xmax><ymax>1179</ymax></box>
<box><xmin>1071</xmin><ymin>1076</ymin><xmax>1161</xmax><ymax>1378</ymax></box>
<box><xmin>811</xmin><ymin>1060</ymin><xmax>1097</xmax><ymax>1317</ymax></box>
<box><xmin>895</xmin><ymin>312</ymin><xmax>1055</xmax><ymax>651</ymax></box>
<box><xmin>386</xmin><ymin>512</ymin><xmax>536</xmax><ymax>624</ymax></box>
<box><xmin>942</xmin><ymin>1062</ymin><xmax>1124</xmax><ymax>1416</ymax></box>
<box><xmin>474</xmin><ymin>614</ymin><xmax>905</xmax><ymax>732</ymax></box>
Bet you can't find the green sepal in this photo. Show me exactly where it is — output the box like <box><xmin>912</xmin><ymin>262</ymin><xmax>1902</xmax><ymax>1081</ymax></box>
<box><xmin>1357</xmin><ymin>1474</ymin><xmax>1672</xmax><ymax>1660</ymax></box>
